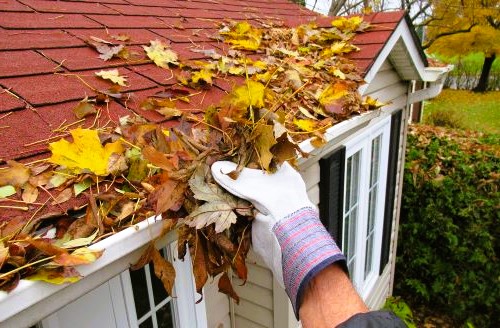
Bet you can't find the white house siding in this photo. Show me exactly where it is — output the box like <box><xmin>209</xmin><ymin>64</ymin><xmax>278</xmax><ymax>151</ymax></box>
<box><xmin>204</xmin><ymin>278</ymin><xmax>231</xmax><ymax>328</ymax></box>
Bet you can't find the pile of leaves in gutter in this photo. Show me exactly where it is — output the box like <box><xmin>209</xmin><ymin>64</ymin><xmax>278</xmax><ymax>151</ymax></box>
<box><xmin>0</xmin><ymin>17</ymin><xmax>382</xmax><ymax>301</ymax></box>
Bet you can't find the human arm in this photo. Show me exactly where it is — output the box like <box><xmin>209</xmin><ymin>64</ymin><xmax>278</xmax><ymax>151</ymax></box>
<box><xmin>211</xmin><ymin>161</ymin><xmax>405</xmax><ymax>327</ymax></box>
<box><xmin>300</xmin><ymin>264</ymin><xmax>368</xmax><ymax>327</ymax></box>
<box><xmin>211</xmin><ymin>161</ymin><xmax>366</xmax><ymax>322</ymax></box>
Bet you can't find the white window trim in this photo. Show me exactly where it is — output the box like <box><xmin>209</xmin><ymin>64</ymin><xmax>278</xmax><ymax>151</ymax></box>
<box><xmin>342</xmin><ymin>117</ymin><xmax>391</xmax><ymax>299</ymax></box>
<box><xmin>120</xmin><ymin>242</ymin><xmax>207</xmax><ymax>328</ymax></box>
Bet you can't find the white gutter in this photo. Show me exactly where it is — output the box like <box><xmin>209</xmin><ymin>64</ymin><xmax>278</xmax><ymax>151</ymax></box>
<box><xmin>408</xmin><ymin>66</ymin><xmax>453</xmax><ymax>104</ymax></box>
<box><xmin>0</xmin><ymin>215</ymin><xmax>173</xmax><ymax>328</ymax></box>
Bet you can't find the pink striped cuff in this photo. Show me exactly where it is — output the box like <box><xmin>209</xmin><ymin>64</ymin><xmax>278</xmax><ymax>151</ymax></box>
<box><xmin>272</xmin><ymin>207</ymin><xmax>345</xmax><ymax>318</ymax></box>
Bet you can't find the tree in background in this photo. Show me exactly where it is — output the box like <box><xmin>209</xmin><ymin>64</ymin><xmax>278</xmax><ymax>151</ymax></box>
<box><xmin>423</xmin><ymin>0</ymin><xmax>499</xmax><ymax>92</ymax></box>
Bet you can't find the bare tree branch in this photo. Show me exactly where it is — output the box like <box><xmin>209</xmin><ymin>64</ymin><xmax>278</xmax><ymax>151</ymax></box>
<box><xmin>422</xmin><ymin>23</ymin><xmax>478</xmax><ymax>49</ymax></box>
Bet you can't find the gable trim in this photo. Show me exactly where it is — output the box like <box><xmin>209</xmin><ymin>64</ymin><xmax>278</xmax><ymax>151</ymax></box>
<box><xmin>359</xmin><ymin>17</ymin><xmax>451</xmax><ymax>96</ymax></box>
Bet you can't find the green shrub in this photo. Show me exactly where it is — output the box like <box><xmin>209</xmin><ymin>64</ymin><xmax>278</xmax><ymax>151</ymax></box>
<box><xmin>383</xmin><ymin>297</ymin><xmax>417</xmax><ymax>328</ymax></box>
<box><xmin>396</xmin><ymin>125</ymin><xmax>500</xmax><ymax>327</ymax></box>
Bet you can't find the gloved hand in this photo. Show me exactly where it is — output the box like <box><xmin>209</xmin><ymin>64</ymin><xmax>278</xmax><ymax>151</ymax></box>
<box><xmin>211</xmin><ymin>161</ymin><xmax>346</xmax><ymax>316</ymax></box>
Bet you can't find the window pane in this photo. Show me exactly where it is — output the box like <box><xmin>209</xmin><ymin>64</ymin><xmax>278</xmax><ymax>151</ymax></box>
<box><xmin>364</xmin><ymin>234</ymin><xmax>374</xmax><ymax>279</ymax></box>
<box><xmin>370</xmin><ymin>136</ymin><xmax>381</xmax><ymax>187</ymax></box>
<box><xmin>344</xmin><ymin>151</ymin><xmax>361</xmax><ymax>278</ymax></box>
<box><xmin>350</xmin><ymin>152</ymin><xmax>360</xmax><ymax>208</ymax></box>
<box><xmin>343</xmin><ymin>211</ymin><xmax>349</xmax><ymax>254</ymax></box>
<box><xmin>345</xmin><ymin>157</ymin><xmax>352</xmax><ymax>211</ymax></box>
<box><xmin>130</xmin><ymin>266</ymin><xmax>150</xmax><ymax>318</ymax></box>
<box><xmin>348</xmin><ymin>207</ymin><xmax>357</xmax><ymax>261</ymax></box>
<box><xmin>139</xmin><ymin>317</ymin><xmax>153</xmax><ymax>328</ymax></box>
<box><xmin>367</xmin><ymin>186</ymin><xmax>377</xmax><ymax>232</ymax></box>
<box><xmin>156</xmin><ymin>302</ymin><xmax>175</xmax><ymax>328</ymax></box>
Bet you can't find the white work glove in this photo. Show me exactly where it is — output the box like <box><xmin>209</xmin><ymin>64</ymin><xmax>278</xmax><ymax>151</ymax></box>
<box><xmin>211</xmin><ymin>161</ymin><xmax>345</xmax><ymax>317</ymax></box>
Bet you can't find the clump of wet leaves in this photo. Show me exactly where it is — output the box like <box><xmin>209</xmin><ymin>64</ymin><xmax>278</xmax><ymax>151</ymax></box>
<box><xmin>0</xmin><ymin>16</ymin><xmax>382</xmax><ymax>302</ymax></box>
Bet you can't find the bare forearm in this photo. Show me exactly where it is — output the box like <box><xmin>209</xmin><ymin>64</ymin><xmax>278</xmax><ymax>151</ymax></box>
<box><xmin>299</xmin><ymin>264</ymin><xmax>368</xmax><ymax>328</ymax></box>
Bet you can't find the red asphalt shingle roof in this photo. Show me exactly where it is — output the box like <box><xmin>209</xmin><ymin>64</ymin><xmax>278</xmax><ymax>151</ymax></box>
<box><xmin>0</xmin><ymin>0</ymin><xmax>405</xmax><ymax>168</ymax></box>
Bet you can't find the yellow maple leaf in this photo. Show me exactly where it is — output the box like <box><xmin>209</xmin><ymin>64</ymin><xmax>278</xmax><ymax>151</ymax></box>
<box><xmin>293</xmin><ymin>118</ymin><xmax>317</xmax><ymax>132</ymax></box>
<box><xmin>26</xmin><ymin>267</ymin><xmax>81</xmax><ymax>285</ymax></box>
<box><xmin>191</xmin><ymin>69</ymin><xmax>214</xmax><ymax>85</ymax></box>
<box><xmin>322</xmin><ymin>41</ymin><xmax>359</xmax><ymax>57</ymax></box>
<box><xmin>362</xmin><ymin>96</ymin><xmax>386</xmax><ymax>109</ymax></box>
<box><xmin>318</xmin><ymin>82</ymin><xmax>349</xmax><ymax>106</ymax></box>
<box><xmin>252</xmin><ymin>124</ymin><xmax>277</xmax><ymax>171</ymax></box>
<box><xmin>95</xmin><ymin>69</ymin><xmax>128</xmax><ymax>86</ymax></box>
<box><xmin>331</xmin><ymin>16</ymin><xmax>363</xmax><ymax>32</ymax></box>
<box><xmin>231</xmin><ymin>80</ymin><xmax>266</xmax><ymax>109</ymax></box>
<box><xmin>220</xmin><ymin>22</ymin><xmax>262</xmax><ymax>50</ymax></box>
<box><xmin>143</xmin><ymin>40</ymin><xmax>179</xmax><ymax>68</ymax></box>
<box><xmin>48</xmin><ymin>128</ymin><xmax>124</xmax><ymax>176</ymax></box>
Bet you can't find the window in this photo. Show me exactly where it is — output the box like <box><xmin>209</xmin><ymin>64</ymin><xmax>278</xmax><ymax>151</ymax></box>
<box><xmin>39</xmin><ymin>241</ymin><xmax>206</xmax><ymax>328</ymax></box>
<box><xmin>342</xmin><ymin>119</ymin><xmax>390</xmax><ymax>297</ymax></box>
<box><xmin>320</xmin><ymin>117</ymin><xmax>391</xmax><ymax>298</ymax></box>
<box><xmin>122</xmin><ymin>242</ymin><xmax>207</xmax><ymax>328</ymax></box>
<box><xmin>126</xmin><ymin>248</ymin><xmax>176</xmax><ymax>328</ymax></box>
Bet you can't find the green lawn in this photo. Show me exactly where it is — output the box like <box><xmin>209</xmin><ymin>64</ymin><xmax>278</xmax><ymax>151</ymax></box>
<box><xmin>423</xmin><ymin>89</ymin><xmax>500</xmax><ymax>134</ymax></box>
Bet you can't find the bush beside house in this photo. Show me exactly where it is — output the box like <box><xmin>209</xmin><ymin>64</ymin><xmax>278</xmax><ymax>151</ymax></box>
<box><xmin>396</xmin><ymin>125</ymin><xmax>499</xmax><ymax>327</ymax></box>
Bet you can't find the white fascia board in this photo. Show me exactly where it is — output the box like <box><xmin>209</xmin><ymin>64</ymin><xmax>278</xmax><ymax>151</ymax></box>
<box><xmin>298</xmin><ymin>109</ymin><xmax>389</xmax><ymax>167</ymax></box>
<box><xmin>0</xmin><ymin>215</ymin><xmax>173</xmax><ymax>328</ymax></box>
<box><xmin>359</xmin><ymin>19</ymin><xmax>452</xmax><ymax>97</ymax></box>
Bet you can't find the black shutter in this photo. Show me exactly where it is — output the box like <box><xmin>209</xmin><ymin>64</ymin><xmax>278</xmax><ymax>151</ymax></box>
<box><xmin>380</xmin><ymin>109</ymin><xmax>403</xmax><ymax>274</ymax></box>
<box><xmin>319</xmin><ymin>146</ymin><xmax>346</xmax><ymax>245</ymax></box>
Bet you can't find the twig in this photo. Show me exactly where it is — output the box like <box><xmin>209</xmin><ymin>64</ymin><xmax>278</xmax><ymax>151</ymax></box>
<box><xmin>24</xmin><ymin>133</ymin><xmax>69</xmax><ymax>147</ymax></box>
<box><xmin>0</xmin><ymin>205</ymin><xmax>29</xmax><ymax>211</ymax></box>
<box><xmin>0</xmin><ymin>112</ymin><xmax>13</xmax><ymax>121</ymax></box>
<box><xmin>0</xmin><ymin>256</ymin><xmax>56</xmax><ymax>280</ymax></box>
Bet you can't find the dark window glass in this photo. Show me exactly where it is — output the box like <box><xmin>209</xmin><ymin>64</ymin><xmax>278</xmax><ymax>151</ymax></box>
<box><xmin>130</xmin><ymin>267</ymin><xmax>150</xmax><ymax>318</ymax></box>
<box><xmin>156</xmin><ymin>302</ymin><xmax>175</xmax><ymax>328</ymax></box>
<box><xmin>139</xmin><ymin>317</ymin><xmax>153</xmax><ymax>328</ymax></box>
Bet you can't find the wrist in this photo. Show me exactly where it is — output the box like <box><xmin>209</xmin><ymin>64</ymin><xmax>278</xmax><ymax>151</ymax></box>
<box><xmin>272</xmin><ymin>207</ymin><xmax>346</xmax><ymax>317</ymax></box>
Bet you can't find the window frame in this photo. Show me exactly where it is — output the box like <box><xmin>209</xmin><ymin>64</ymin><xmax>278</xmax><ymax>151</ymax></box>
<box><xmin>342</xmin><ymin>117</ymin><xmax>391</xmax><ymax>298</ymax></box>
<box><xmin>121</xmin><ymin>242</ymin><xmax>207</xmax><ymax>328</ymax></box>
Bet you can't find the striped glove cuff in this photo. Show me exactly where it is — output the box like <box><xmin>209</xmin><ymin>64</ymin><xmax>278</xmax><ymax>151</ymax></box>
<box><xmin>272</xmin><ymin>207</ymin><xmax>346</xmax><ymax>317</ymax></box>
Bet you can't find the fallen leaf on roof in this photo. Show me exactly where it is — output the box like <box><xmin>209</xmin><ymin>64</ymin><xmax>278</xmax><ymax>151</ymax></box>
<box><xmin>95</xmin><ymin>69</ymin><xmax>128</xmax><ymax>86</ymax></box>
<box><xmin>89</xmin><ymin>37</ymin><xmax>126</xmax><ymax>61</ymax></box>
<box><xmin>0</xmin><ymin>243</ymin><xmax>8</xmax><ymax>270</ymax></box>
<box><xmin>51</xmin><ymin>188</ymin><xmax>73</xmax><ymax>205</ymax></box>
<box><xmin>0</xmin><ymin>185</ymin><xmax>16</xmax><ymax>199</ymax></box>
<box><xmin>112</xmin><ymin>34</ymin><xmax>131</xmax><ymax>42</ymax></box>
<box><xmin>26</xmin><ymin>267</ymin><xmax>81</xmax><ymax>285</ymax></box>
<box><xmin>21</xmin><ymin>184</ymin><xmax>39</xmax><ymax>203</ymax></box>
<box><xmin>48</xmin><ymin>128</ymin><xmax>124</xmax><ymax>176</ymax></box>
<box><xmin>143</xmin><ymin>40</ymin><xmax>179</xmax><ymax>68</ymax></box>
<box><xmin>73</xmin><ymin>97</ymin><xmax>97</xmax><ymax>119</ymax></box>
<box><xmin>231</xmin><ymin>80</ymin><xmax>266</xmax><ymax>109</ymax></box>
<box><xmin>220</xmin><ymin>21</ymin><xmax>262</xmax><ymax>50</ymax></box>
<box><xmin>0</xmin><ymin>161</ymin><xmax>30</xmax><ymax>188</ymax></box>
<box><xmin>252</xmin><ymin>124</ymin><xmax>277</xmax><ymax>171</ymax></box>
<box><xmin>191</xmin><ymin>69</ymin><xmax>214</xmax><ymax>85</ymax></box>
<box><xmin>54</xmin><ymin>248</ymin><xmax>103</xmax><ymax>266</ymax></box>
<box><xmin>331</xmin><ymin>16</ymin><xmax>370</xmax><ymax>33</ymax></box>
